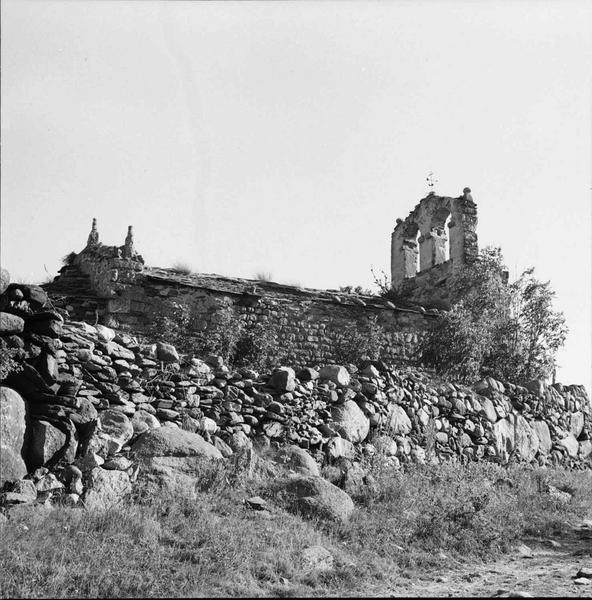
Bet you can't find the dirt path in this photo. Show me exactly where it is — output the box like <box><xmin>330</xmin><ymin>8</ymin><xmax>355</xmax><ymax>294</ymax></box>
<box><xmin>384</xmin><ymin>521</ymin><xmax>592</xmax><ymax>598</ymax></box>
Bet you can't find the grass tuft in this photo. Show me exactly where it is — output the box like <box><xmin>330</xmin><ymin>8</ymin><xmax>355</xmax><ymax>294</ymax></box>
<box><xmin>171</xmin><ymin>262</ymin><xmax>193</xmax><ymax>275</ymax></box>
<box><xmin>255</xmin><ymin>271</ymin><xmax>273</xmax><ymax>282</ymax></box>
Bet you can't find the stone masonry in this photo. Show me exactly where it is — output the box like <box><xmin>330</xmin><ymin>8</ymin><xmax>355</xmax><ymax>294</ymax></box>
<box><xmin>45</xmin><ymin>220</ymin><xmax>439</xmax><ymax>367</ymax></box>
<box><xmin>391</xmin><ymin>187</ymin><xmax>478</xmax><ymax>308</ymax></box>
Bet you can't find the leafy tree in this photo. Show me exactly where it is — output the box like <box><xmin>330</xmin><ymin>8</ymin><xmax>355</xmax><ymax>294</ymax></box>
<box><xmin>420</xmin><ymin>247</ymin><xmax>567</xmax><ymax>385</ymax></box>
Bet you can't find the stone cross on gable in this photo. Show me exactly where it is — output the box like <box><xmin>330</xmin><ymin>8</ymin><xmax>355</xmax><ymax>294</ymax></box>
<box><xmin>426</xmin><ymin>171</ymin><xmax>438</xmax><ymax>192</ymax></box>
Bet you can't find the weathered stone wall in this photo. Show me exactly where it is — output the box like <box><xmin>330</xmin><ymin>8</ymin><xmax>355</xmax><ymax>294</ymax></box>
<box><xmin>44</xmin><ymin>220</ymin><xmax>438</xmax><ymax>368</ymax></box>
<box><xmin>391</xmin><ymin>188</ymin><xmax>478</xmax><ymax>309</ymax></box>
<box><xmin>65</xmin><ymin>268</ymin><xmax>434</xmax><ymax>367</ymax></box>
<box><xmin>1</xmin><ymin>274</ymin><xmax>590</xmax><ymax>509</ymax></box>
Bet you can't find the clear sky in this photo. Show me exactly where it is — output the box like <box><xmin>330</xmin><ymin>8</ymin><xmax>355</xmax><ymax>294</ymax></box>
<box><xmin>2</xmin><ymin>0</ymin><xmax>590</xmax><ymax>392</ymax></box>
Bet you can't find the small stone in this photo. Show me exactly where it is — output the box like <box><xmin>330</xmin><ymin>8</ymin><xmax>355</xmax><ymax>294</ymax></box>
<box><xmin>156</xmin><ymin>342</ymin><xmax>179</xmax><ymax>363</ymax></box>
<box><xmin>75</xmin><ymin>452</ymin><xmax>105</xmax><ymax>472</ymax></box>
<box><xmin>268</xmin><ymin>367</ymin><xmax>296</xmax><ymax>393</ymax></box>
<box><xmin>296</xmin><ymin>367</ymin><xmax>319</xmax><ymax>382</ymax></box>
<box><xmin>5</xmin><ymin>480</ymin><xmax>37</xmax><ymax>504</ymax></box>
<box><xmin>319</xmin><ymin>365</ymin><xmax>350</xmax><ymax>387</ymax></box>
<box><xmin>95</xmin><ymin>324</ymin><xmax>116</xmax><ymax>342</ymax></box>
<box><xmin>35</xmin><ymin>473</ymin><xmax>64</xmax><ymax>492</ymax></box>
<box><xmin>0</xmin><ymin>312</ymin><xmax>25</xmax><ymax>335</ymax></box>
<box><xmin>245</xmin><ymin>496</ymin><xmax>267</xmax><ymax>510</ymax></box>
<box><xmin>515</xmin><ymin>543</ymin><xmax>533</xmax><ymax>558</ymax></box>
<box><xmin>102</xmin><ymin>456</ymin><xmax>133</xmax><ymax>471</ymax></box>
<box><xmin>60</xmin><ymin>493</ymin><xmax>80</xmax><ymax>507</ymax></box>
<box><xmin>575</xmin><ymin>566</ymin><xmax>592</xmax><ymax>579</ymax></box>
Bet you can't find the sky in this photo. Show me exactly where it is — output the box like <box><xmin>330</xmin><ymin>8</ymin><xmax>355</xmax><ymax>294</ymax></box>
<box><xmin>1</xmin><ymin>0</ymin><xmax>591</xmax><ymax>392</ymax></box>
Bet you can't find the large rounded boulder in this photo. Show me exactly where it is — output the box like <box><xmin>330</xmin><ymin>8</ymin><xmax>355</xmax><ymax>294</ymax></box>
<box><xmin>493</xmin><ymin>418</ymin><xmax>514</xmax><ymax>462</ymax></box>
<box><xmin>386</xmin><ymin>404</ymin><xmax>412</xmax><ymax>435</ymax></box>
<box><xmin>514</xmin><ymin>415</ymin><xmax>539</xmax><ymax>462</ymax></box>
<box><xmin>98</xmin><ymin>409</ymin><xmax>134</xmax><ymax>454</ymax></box>
<box><xmin>0</xmin><ymin>387</ymin><xmax>29</xmax><ymax>485</ymax></box>
<box><xmin>330</xmin><ymin>400</ymin><xmax>369</xmax><ymax>443</ymax></box>
<box><xmin>131</xmin><ymin>427</ymin><xmax>223</xmax><ymax>497</ymax></box>
<box><xmin>274</xmin><ymin>445</ymin><xmax>320</xmax><ymax>476</ymax></box>
<box><xmin>276</xmin><ymin>475</ymin><xmax>355</xmax><ymax>524</ymax></box>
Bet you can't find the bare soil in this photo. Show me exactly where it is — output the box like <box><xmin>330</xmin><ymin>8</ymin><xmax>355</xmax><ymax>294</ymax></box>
<box><xmin>383</xmin><ymin>521</ymin><xmax>592</xmax><ymax>598</ymax></box>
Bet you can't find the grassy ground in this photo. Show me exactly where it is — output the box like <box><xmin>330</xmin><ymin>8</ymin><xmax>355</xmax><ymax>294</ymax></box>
<box><xmin>1</xmin><ymin>460</ymin><xmax>591</xmax><ymax>598</ymax></box>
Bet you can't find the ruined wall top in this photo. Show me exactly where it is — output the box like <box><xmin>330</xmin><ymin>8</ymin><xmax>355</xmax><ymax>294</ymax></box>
<box><xmin>80</xmin><ymin>218</ymin><xmax>144</xmax><ymax>264</ymax></box>
<box><xmin>390</xmin><ymin>187</ymin><xmax>478</xmax><ymax>306</ymax></box>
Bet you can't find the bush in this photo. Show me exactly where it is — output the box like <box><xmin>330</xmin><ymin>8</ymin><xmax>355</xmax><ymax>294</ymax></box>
<box><xmin>232</xmin><ymin>321</ymin><xmax>283</xmax><ymax>372</ymax></box>
<box><xmin>331</xmin><ymin>315</ymin><xmax>384</xmax><ymax>365</ymax></box>
<box><xmin>144</xmin><ymin>301</ymin><xmax>194</xmax><ymax>353</ymax></box>
<box><xmin>420</xmin><ymin>247</ymin><xmax>567</xmax><ymax>384</ymax></box>
<box><xmin>171</xmin><ymin>262</ymin><xmax>193</xmax><ymax>275</ymax></box>
<box><xmin>61</xmin><ymin>251</ymin><xmax>77</xmax><ymax>266</ymax></box>
<box><xmin>194</xmin><ymin>309</ymin><xmax>245</xmax><ymax>364</ymax></box>
<box><xmin>0</xmin><ymin>338</ymin><xmax>23</xmax><ymax>381</ymax></box>
<box><xmin>339</xmin><ymin>285</ymin><xmax>375</xmax><ymax>296</ymax></box>
<box><xmin>255</xmin><ymin>271</ymin><xmax>273</xmax><ymax>282</ymax></box>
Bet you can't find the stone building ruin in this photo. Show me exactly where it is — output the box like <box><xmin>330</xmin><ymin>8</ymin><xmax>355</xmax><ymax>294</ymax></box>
<box><xmin>44</xmin><ymin>188</ymin><xmax>478</xmax><ymax>364</ymax></box>
<box><xmin>45</xmin><ymin>219</ymin><xmax>438</xmax><ymax>367</ymax></box>
<box><xmin>391</xmin><ymin>187</ymin><xmax>478</xmax><ymax>309</ymax></box>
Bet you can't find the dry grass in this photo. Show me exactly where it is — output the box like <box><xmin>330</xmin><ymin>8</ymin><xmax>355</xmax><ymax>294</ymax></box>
<box><xmin>255</xmin><ymin>271</ymin><xmax>273</xmax><ymax>282</ymax></box>
<box><xmin>171</xmin><ymin>262</ymin><xmax>193</xmax><ymax>275</ymax></box>
<box><xmin>1</xmin><ymin>459</ymin><xmax>590</xmax><ymax>598</ymax></box>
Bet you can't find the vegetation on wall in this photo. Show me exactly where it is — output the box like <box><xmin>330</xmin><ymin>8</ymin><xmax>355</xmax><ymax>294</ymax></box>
<box><xmin>0</xmin><ymin>338</ymin><xmax>23</xmax><ymax>381</ymax></box>
<box><xmin>330</xmin><ymin>315</ymin><xmax>384</xmax><ymax>365</ymax></box>
<box><xmin>61</xmin><ymin>251</ymin><xmax>78</xmax><ymax>267</ymax></box>
<box><xmin>419</xmin><ymin>247</ymin><xmax>568</xmax><ymax>384</ymax></box>
<box><xmin>170</xmin><ymin>262</ymin><xmax>193</xmax><ymax>275</ymax></box>
<box><xmin>145</xmin><ymin>301</ymin><xmax>297</xmax><ymax>371</ymax></box>
<box><xmin>338</xmin><ymin>284</ymin><xmax>374</xmax><ymax>296</ymax></box>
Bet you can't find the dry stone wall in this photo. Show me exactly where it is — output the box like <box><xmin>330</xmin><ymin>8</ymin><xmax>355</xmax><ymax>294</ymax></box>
<box><xmin>1</xmin><ymin>272</ymin><xmax>590</xmax><ymax>510</ymax></box>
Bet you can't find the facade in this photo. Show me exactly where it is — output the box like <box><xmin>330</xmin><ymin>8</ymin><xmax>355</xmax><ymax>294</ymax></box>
<box><xmin>390</xmin><ymin>188</ymin><xmax>478</xmax><ymax>308</ymax></box>
<box><xmin>45</xmin><ymin>219</ymin><xmax>438</xmax><ymax>366</ymax></box>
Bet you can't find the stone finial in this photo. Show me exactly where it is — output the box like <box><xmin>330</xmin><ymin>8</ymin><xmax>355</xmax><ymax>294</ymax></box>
<box><xmin>123</xmin><ymin>225</ymin><xmax>134</xmax><ymax>258</ymax></box>
<box><xmin>86</xmin><ymin>218</ymin><xmax>99</xmax><ymax>247</ymax></box>
<box><xmin>463</xmin><ymin>187</ymin><xmax>473</xmax><ymax>201</ymax></box>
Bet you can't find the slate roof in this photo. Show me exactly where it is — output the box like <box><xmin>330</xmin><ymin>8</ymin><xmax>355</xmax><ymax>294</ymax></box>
<box><xmin>144</xmin><ymin>267</ymin><xmax>437</xmax><ymax>315</ymax></box>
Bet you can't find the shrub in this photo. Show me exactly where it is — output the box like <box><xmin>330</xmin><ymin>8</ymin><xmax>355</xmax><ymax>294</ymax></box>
<box><xmin>330</xmin><ymin>315</ymin><xmax>384</xmax><ymax>365</ymax></box>
<box><xmin>420</xmin><ymin>247</ymin><xmax>568</xmax><ymax>384</ymax></box>
<box><xmin>61</xmin><ymin>251</ymin><xmax>77</xmax><ymax>266</ymax></box>
<box><xmin>0</xmin><ymin>338</ymin><xmax>23</xmax><ymax>381</ymax></box>
<box><xmin>171</xmin><ymin>262</ymin><xmax>193</xmax><ymax>275</ymax></box>
<box><xmin>255</xmin><ymin>271</ymin><xmax>273</xmax><ymax>282</ymax></box>
<box><xmin>144</xmin><ymin>301</ymin><xmax>194</xmax><ymax>352</ymax></box>
<box><xmin>194</xmin><ymin>309</ymin><xmax>245</xmax><ymax>363</ymax></box>
<box><xmin>339</xmin><ymin>285</ymin><xmax>375</xmax><ymax>296</ymax></box>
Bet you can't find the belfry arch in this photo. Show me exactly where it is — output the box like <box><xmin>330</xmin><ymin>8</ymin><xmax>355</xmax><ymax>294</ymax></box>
<box><xmin>390</xmin><ymin>187</ymin><xmax>478</xmax><ymax>308</ymax></box>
